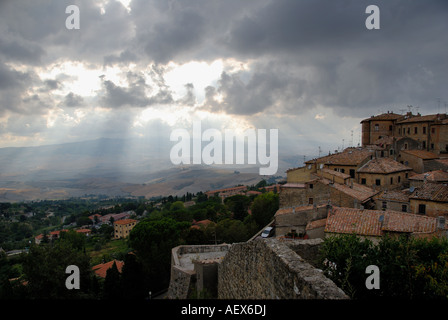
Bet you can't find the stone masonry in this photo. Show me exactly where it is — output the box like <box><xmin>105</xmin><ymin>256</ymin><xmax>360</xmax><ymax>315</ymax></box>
<box><xmin>217</xmin><ymin>238</ymin><xmax>348</xmax><ymax>299</ymax></box>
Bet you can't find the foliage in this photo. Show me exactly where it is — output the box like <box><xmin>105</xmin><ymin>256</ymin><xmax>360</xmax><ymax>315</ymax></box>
<box><xmin>319</xmin><ymin>234</ymin><xmax>448</xmax><ymax>299</ymax></box>
<box><xmin>250</xmin><ymin>192</ymin><xmax>279</xmax><ymax>229</ymax></box>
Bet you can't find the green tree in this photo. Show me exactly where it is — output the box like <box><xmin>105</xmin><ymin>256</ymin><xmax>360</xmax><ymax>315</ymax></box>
<box><xmin>224</xmin><ymin>195</ymin><xmax>251</xmax><ymax>221</ymax></box>
<box><xmin>128</xmin><ymin>218</ymin><xmax>190</xmax><ymax>293</ymax></box>
<box><xmin>250</xmin><ymin>192</ymin><xmax>279</xmax><ymax>229</ymax></box>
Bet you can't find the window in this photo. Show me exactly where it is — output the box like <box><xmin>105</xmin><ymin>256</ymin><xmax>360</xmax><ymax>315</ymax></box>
<box><xmin>423</xmin><ymin>127</ymin><xmax>426</xmax><ymax>134</ymax></box>
<box><xmin>431</xmin><ymin>143</ymin><xmax>434</xmax><ymax>149</ymax></box>
<box><xmin>374</xmin><ymin>124</ymin><xmax>379</xmax><ymax>132</ymax></box>
<box><xmin>309</xmin><ymin>183</ymin><xmax>313</xmax><ymax>189</ymax></box>
<box><xmin>349</xmin><ymin>169</ymin><xmax>355</xmax><ymax>178</ymax></box>
<box><xmin>389</xmin><ymin>125</ymin><xmax>393</xmax><ymax>131</ymax></box>
<box><xmin>361</xmin><ymin>178</ymin><xmax>366</xmax><ymax>185</ymax></box>
<box><xmin>404</xmin><ymin>143</ymin><xmax>408</xmax><ymax>150</ymax></box>
<box><xmin>390</xmin><ymin>177</ymin><xmax>393</xmax><ymax>184</ymax></box>
<box><xmin>414</xmin><ymin>127</ymin><xmax>418</xmax><ymax>134</ymax></box>
<box><xmin>431</xmin><ymin>127</ymin><xmax>435</xmax><ymax>134</ymax></box>
<box><xmin>382</xmin><ymin>201</ymin><xmax>387</xmax><ymax>209</ymax></box>
<box><xmin>398</xmin><ymin>128</ymin><xmax>401</xmax><ymax>135</ymax></box>
<box><xmin>418</xmin><ymin>204</ymin><xmax>426</xmax><ymax>215</ymax></box>
<box><xmin>422</xmin><ymin>141</ymin><xmax>426</xmax><ymax>149</ymax></box>
<box><xmin>340</xmin><ymin>168</ymin><xmax>345</xmax><ymax>173</ymax></box>
<box><xmin>407</xmin><ymin>127</ymin><xmax>410</xmax><ymax>134</ymax></box>
<box><xmin>402</xmin><ymin>204</ymin><xmax>407</xmax><ymax>212</ymax></box>
<box><xmin>308</xmin><ymin>198</ymin><xmax>313</xmax><ymax>205</ymax></box>
<box><xmin>398</xmin><ymin>176</ymin><xmax>401</xmax><ymax>183</ymax></box>
<box><xmin>405</xmin><ymin>173</ymin><xmax>409</xmax><ymax>179</ymax></box>
<box><xmin>390</xmin><ymin>149</ymin><xmax>394</xmax><ymax>155</ymax></box>
<box><xmin>376</xmin><ymin>179</ymin><xmax>381</xmax><ymax>186</ymax></box>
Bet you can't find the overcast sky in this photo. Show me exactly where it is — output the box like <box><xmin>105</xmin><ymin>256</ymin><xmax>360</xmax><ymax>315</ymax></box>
<box><xmin>0</xmin><ymin>0</ymin><xmax>447</xmax><ymax>159</ymax></box>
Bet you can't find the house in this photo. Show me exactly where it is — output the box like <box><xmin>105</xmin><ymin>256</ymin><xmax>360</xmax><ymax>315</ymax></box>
<box><xmin>324</xmin><ymin>207</ymin><xmax>446</xmax><ymax>243</ymax></box>
<box><xmin>356</xmin><ymin>156</ymin><xmax>413</xmax><ymax>190</ymax></box>
<box><xmin>361</xmin><ymin>111</ymin><xmax>404</xmax><ymax>147</ymax></box>
<box><xmin>113</xmin><ymin>219</ymin><xmax>138</xmax><ymax>239</ymax></box>
<box><xmin>361</xmin><ymin>111</ymin><xmax>448</xmax><ymax>155</ymax></box>
<box><xmin>92</xmin><ymin>260</ymin><xmax>124</xmax><ymax>278</ymax></box>
<box><xmin>397</xmin><ymin>149</ymin><xmax>439</xmax><ymax>174</ymax></box>
<box><xmin>409</xmin><ymin>182</ymin><xmax>448</xmax><ymax>217</ymax></box>
<box><xmin>274</xmin><ymin>204</ymin><xmax>331</xmax><ymax>239</ymax></box>
<box><xmin>373</xmin><ymin>189</ymin><xmax>412</xmax><ymax>213</ymax></box>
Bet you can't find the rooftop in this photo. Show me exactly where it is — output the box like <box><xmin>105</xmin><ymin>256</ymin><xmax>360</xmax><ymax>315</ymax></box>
<box><xmin>400</xmin><ymin>149</ymin><xmax>439</xmax><ymax>160</ymax></box>
<box><xmin>92</xmin><ymin>260</ymin><xmax>124</xmax><ymax>278</ymax></box>
<box><xmin>396</xmin><ymin>113</ymin><xmax>447</xmax><ymax>124</ymax></box>
<box><xmin>410</xmin><ymin>182</ymin><xmax>448</xmax><ymax>202</ymax></box>
<box><xmin>305</xmin><ymin>147</ymin><xmax>374</xmax><ymax>166</ymax></box>
<box><xmin>374</xmin><ymin>189</ymin><xmax>412</xmax><ymax>202</ymax></box>
<box><xmin>325</xmin><ymin>207</ymin><xmax>440</xmax><ymax>236</ymax></box>
<box><xmin>409</xmin><ymin>170</ymin><xmax>448</xmax><ymax>182</ymax></box>
<box><xmin>361</xmin><ymin>112</ymin><xmax>403</xmax><ymax>123</ymax></box>
<box><xmin>357</xmin><ymin>157</ymin><xmax>412</xmax><ymax>174</ymax></box>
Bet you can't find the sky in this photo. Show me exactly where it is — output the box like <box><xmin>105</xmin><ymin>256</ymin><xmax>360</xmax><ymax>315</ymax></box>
<box><xmin>0</xmin><ymin>0</ymin><xmax>447</xmax><ymax>162</ymax></box>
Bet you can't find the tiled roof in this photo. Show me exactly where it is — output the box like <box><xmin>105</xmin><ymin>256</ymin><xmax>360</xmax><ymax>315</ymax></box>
<box><xmin>374</xmin><ymin>189</ymin><xmax>412</xmax><ymax>202</ymax></box>
<box><xmin>306</xmin><ymin>218</ymin><xmax>327</xmax><ymax>230</ymax></box>
<box><xmin>400</xmin><ymin>150</ymin><xmax>439</xmax><ymax>160</ymax></box>
<box><xmin>409</xmin><ymin>170</ymin><xmax>448</xmax><ymax>182</ymax></box>
<box><xmin>275</xmin><ymin>204</ymin><xmax>327</xmax><ymax>216</ymax></box>
<box><xmin>319</xmin><ymin>168</ymin><xmax>351</xmax><ymax>180</ymax></box>
<box><xmin>396</xmin><ymin>113</ymin><xmax>447</xmax><ymax>124</ymax></box>
<box><xmin>306</xmin><ymin>148</ymin><xmax>373</xmax><ymax>166</ymax></box>
<box><xmin>361</xmin><ymin>112</ymin><xmax>403</xmax><ymax>123</ymax></box>
<box><xmin>114</xmin><ymin>219</ymin><xmax>137</xmax><ymax>225</ymax></box>
<box><xmin>319</xmin><ymin>178</ymin><xmax>378</xmax><ymax>203</ymax></box>
<box><xmin>325</xmin><ymin>208</ymin><xmax>384</xmax><ymax>236</ymax></box>
<box><xmin>325</xmin><ymin>207</ymin><xmax>439</xmax><ymax>236</ymax></box>
<box><xmin>92</xmin><ymin>260</ymin><xmax>124</xmax><ymax>278</ymax></box>
<box><xmin>357</xmin><ymin>157</ymin><xmax>412</xmax><ymax>174</ymax></box>
<box><xmin>410</xmin><ymin>182</ymin><xmax>448</xmax><ymax>202</ymax></box>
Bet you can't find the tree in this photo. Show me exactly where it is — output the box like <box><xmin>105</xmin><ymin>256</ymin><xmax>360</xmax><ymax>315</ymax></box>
<box><xmin>120</xmin><ymin>253</ymin><xmax>147</xmax><ymax>299</ymax></box>
<box><xmin>250</xmin><ymin>192</ymin><xmax>279</xmax><ymax>229</ymax></box>
<box><xmin>224</xmin><ymin>195</ymin><xmax>251</xmax><ymax>221</ymax></box>
<box><xmin>128</xmin><ymin>218</ymin><xmax>190</xmax><ymax>292</ymax></box>
<box><xmin>103</xmin><ymin>261</ymin><xmax>122</xmax><ymax>299</ymax></box>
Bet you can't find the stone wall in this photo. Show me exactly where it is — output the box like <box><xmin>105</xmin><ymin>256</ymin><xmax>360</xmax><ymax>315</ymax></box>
<box><xmin>167</xmin><ymin>244</ymin><xmax>230</xmax><ymax>299</ymax></box>
<box><xmin>217</xmin><ymin>238</ymin><xmax>348</xmax><ymax>299</ymax></box>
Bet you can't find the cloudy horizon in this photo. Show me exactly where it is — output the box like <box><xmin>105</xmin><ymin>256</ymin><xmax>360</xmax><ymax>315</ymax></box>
<box><xmin>0</xmin><ymin>0</ymin><xmax>447</xmax><ymax>161</ymax></box>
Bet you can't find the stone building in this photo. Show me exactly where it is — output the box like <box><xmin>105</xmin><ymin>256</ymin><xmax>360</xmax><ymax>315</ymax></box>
<box><xmin>356</xmin><ymin>156</ymin><xmax>413</xmax><ymax>190</ymax></box>
<box><xmin>361</xmin><ymin>111</ymin><xmax>448</xmax><ymax>155</ymax></box>
<box><xmin>113</xmin><ymin>219</ymin><xmax>138</xmax><ymax>239</ymax></box>
<box><xmin>409</xmin><ymin>182</ymin><xmax>448</xmax><ymax>217</ymax></box>
<box><xmin>397</xmin><ymin>149</ymin><xmax>440</xmax><ymax>174</ymax></box>
<box><xmin>373</xmin><ymin>189</ymin><xmax>412</xmax><ymax>213</ymax></box>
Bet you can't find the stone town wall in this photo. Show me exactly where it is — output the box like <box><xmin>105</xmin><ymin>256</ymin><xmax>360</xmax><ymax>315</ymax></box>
<box><xmin>167</xmin><ymin>244</ymin><xmax>230</xmax><ymax>299</ymax></box>
<box><xmin>217</xmin><ymin>238</ymin><xmax>348</xmax><ymax>299</ymax></box>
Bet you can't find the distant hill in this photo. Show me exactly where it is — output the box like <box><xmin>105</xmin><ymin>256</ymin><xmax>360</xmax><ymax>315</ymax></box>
<box><xmin>0</xmin><ymin>137</ymin><xmax>295</xmax><ymax>202</ymax></box>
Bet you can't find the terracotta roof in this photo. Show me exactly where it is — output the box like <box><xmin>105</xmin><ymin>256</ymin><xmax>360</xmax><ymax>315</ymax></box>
<box><xmin>114</xmin><ymin>219</ymin><xmax>137</xmax><ymax>225</ymax></box>
<box><xmin>409</xmin><ymin>170</ymin><xmax>448</xmax><ymax>182</ymax></box>
<box><xmin>306</xmin><ymin>218</ymin><xmax>327</xmax><ymax>230</ymax></box>
<box><xmin>319</xmin><ymin>168</ymin><xmax>351</xmax><ymax>180</ymax></box>
<box><xmin>357</xmin><ymin>157</ymin><xmax>412</xmax><ymax>174</ymax></box>
<box><xmin>92</xmin><ymin>260</ymin><xmax>124</xmax><ymax>278</ymax></box>
<box><xmin>400</xmin><ymin>150</ymin><xmax>439</xmax><ymax>160</ymax></box>
<box><xmin>325</xmin><ymin>208</ymin><xmax>384</xmax><ymax>236</ymax></box>
<box><xmin>275</xmin><ymin>204</ymin><xmax>327</xmax><ymax>217</ymax></box>
<box><xmin>374</xmin><ymin>189</ymin><xmax>412</xmax><ymax>203</ymax></box>
<box><xmin>410</xmin><ymin>182</ymin><xmax>448</xmax><ymax>202</ymax></box>
<box><xmin>396</xmin><ymin>113</ymin><xmax>447</xmax><ymax>124</ymax></box>
<box><xmin>306</xmin><ymin>148</ymin><xmax>374</xmax><ymax>166</ymax></box>
<box><xmin>319</xmin><ymin>178</ymin><xmax>379</xmax><ymax>203</ymax></box>
<box><xmin>205</xmin><ymin>185</ymin><xmax>247</xmax><ymax>195</ymax></box>
<box><xmin>325</xmin><ymin>207</ymin><xmax>439</xmax><ymax>236</ymax></box>
<box><xmin>361</xmin><ymin>112</ymin><xmax>403</xmax><ymax>123</ymax></box>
